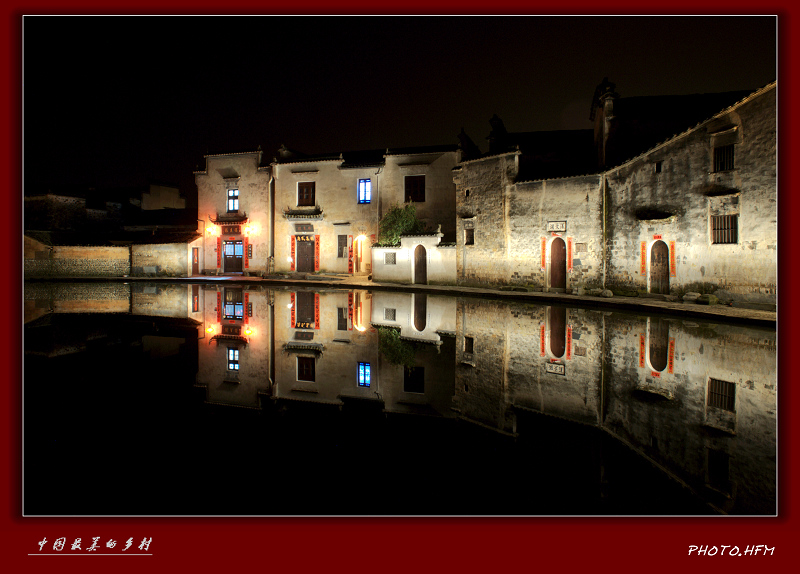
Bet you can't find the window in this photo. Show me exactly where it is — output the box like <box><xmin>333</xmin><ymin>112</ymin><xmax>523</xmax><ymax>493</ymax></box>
<box><xmin>708</xmin><ymin>378</ymin><xmax>736</xmax><ymax>412</ymax></box>
<box><xmin>404</xmin><ymin>366</ymin><xmax>424</xmax><ymax>393</ymax></box>
<box><xmin>227</xmin><ymin>189</ymin><xmax>239</xmax><ymax>212</ymax></box>
<box><xmin>298</xmin><ymin>182</ymin><xmax>315</xmax><ymax>206</ymax></box>
<box><xmin>384</xmin><ymin>308</ymin><xmax>396</xmax><ymax>321</ymax></box>
<box><xmin>358</xmin><ymin>179</ymin><xmax>371</xmax><ymax>204</ymax></box>
<box><xmin>338</xmin><ymin>235</ymin><xmax>348</xmax><ymax>258</ymax></box>
<box><xmin>711</xmin><ymin>214</ymin><xmax>738</xmax><ymax>244</ymax></box>
<box><xmin>714</xmin><ymin>144</ymin><xmax>735</xmax><ymax>172</ymax></box>
<box><xmin>384</xmin><ymin>252</ymin><xmax>396</xmax><ymax>265</ymax></box>
<box><xmin>405</xmin><ymin>175</ymin><xmax>425</xmax><ymax>203</ymax></box>
<box><xmin>464</xmin><ymin>336</ymin><xmax>474</xmax><ymax>354</ymax></box>
<box><xmin>223</xmin><ymin>289</ymin><xmax>244</xmax><ymax>320</ymax></box>
<box><xmin>297</xmin><ymin>356</ymin><xmax>315</xmax><ymax>382</ymax></box>
<box><xmin>337</xmin><ymin>307</ymin><xmax>348</xmax><ymax>330</ymax></box>
<box><xmin>464</xmin><ymin>228</ymin><xmax>474</xmax><ymax>245</ymax></box>
<box><xmin>227</xmin><ymin>348</ymin><xmax>239</xmax><ymax>371</ymax></box>
<box><xmin>358</xmin><ymin>362</ymin><xmax>371</xmax><ymax>387</ymax></box>
<box><xmin>655</xmin><ymin>161</ymin><xmax>662</xmax><ymax>174</ymax></box>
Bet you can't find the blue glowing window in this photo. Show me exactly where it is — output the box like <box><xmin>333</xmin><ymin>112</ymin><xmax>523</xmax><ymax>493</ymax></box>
<box><xmin>228</xmin><ymin>348</ymin><xmax>239</xmax><ymax>371</ymax></box>
<box><xmin>358</xmin><ymin>179</ymin><xmax>371</xmax><ymax>204</ymax></box>
<box><xmin>358</xmin><ymin>362</ymin><xmax>371</xmax><ymax>387</ymax></box>
<box><xmin>227</xmin><ymin>189</ymin><xmax>239</xmax><ymax>212</ymax></box>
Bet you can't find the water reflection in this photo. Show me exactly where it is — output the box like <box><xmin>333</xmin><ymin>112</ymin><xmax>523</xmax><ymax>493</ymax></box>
<box><xmin>23</xmin><ymin>282</ymin><xmax>776</xmax><ymax>515</ymax></box>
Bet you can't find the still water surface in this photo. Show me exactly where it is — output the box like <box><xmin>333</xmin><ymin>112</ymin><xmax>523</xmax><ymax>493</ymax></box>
<box><xmin>23</xmin><ymin>282</ymin><xmax>777</xmax><ymax>515</ymax></box>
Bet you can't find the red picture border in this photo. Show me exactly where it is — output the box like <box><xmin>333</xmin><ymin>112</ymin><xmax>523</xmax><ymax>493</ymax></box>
<box><xmin>5</xmin><ymin>2</ymin><xmax>796</xmax><ymax>573</ymax></box>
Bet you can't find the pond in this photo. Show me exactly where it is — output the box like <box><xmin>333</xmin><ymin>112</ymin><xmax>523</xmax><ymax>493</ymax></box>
<box><xmin>23</xmin><ymin>282</ymin><xmax>777</xmax><ymax>516</ymax></box>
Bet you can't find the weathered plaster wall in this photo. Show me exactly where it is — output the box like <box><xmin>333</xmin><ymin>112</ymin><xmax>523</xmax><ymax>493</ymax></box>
<box><xmin>131</xmin><ymin>243</ymin><xmax>188</xmax><ymax>277</ymax></box>
<box><xmin>25</xmin><ymin>241</ymin><xmax>130</xmax><ymax>278</ymax></box>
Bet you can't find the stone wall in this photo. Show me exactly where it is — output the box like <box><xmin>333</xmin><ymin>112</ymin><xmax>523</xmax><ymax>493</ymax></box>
<box><xmin>131</xmin><ymin>243</ymin><xmax>189</xmax><ymax>277</ymax></box>
<box><xmin>604</xmin><ymin>84</ymin><xmax>776</xmax><ymax>302</ymax></box>
<box><xmin>24</xmin><ymin>240</ymin><xmax>130</xmax><ymax>278</ymax></box>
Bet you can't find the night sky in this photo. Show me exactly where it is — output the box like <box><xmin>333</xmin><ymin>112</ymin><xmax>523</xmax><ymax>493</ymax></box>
<box><xmin>22</xmin><ymin>15</ymin><xmax>776</xmax><ymax>197</ymax></box>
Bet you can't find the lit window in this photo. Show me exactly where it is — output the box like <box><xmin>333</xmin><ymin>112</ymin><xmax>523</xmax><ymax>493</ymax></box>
<box><xmin>227</xmin><ymin>189</ymin><xmax>239</xmax><ymax>212</ymax></box>
<box><xmin>227</xmin><ymin>348</ymin><xmax>239</xmax><ymax>371</ymax></box>
<box><xmin>711</xmin><ymin>214</ymin><xmax>738</xmax><ymax>244</ymax></box>
<box><xmin>358</xmin><ymin>179</ymin><xmax>372</xmax><ymax>204</ymax></box>
<box><xmin>358</xmin><ymin>362</ymin><xmax>371</xmax><ymax>387</ymax></box>
<box><xmin>223</xmin><ymin>289</ymin><xmax>244</xmax><ymax>320</ymax></box>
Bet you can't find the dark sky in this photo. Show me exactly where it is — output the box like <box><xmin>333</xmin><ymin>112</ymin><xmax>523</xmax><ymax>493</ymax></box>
<box><xmin>23</xmin><ymin>15</ymin><xmax>776</xmax><ymax>196</ymax></box>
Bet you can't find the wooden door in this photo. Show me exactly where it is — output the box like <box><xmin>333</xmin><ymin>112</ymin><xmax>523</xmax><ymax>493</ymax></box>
<box><xmin>549</xmin><ymin>306</ymin><xmax>566</xmax><ymax>358</ymax></box>
<box><xmin>223</xmin><ymin>241</ymin><xmax>243</xmax><ymax>273</ymax></box>
<box><xmin>192</xmin><ymin>247</ymin><xmax>199</xmax><ymax>275</ymax></box>
<box><xmin>296</xmin><ymin>236</ymin><xmax>315</xmax><ymax>272</ymax></box>
<box><xmin>650</xmin><ymin>241</ymin><xmax>669</xmax><ymax>294</ymax></box>
<box><xmin>414</xmin><ymin>294</ymin><xmax>427</xmax><ymax>332</ymax></box>
<box><xmin>649</xmin><ymin>318</ymin><xmax>669</xmax><ymax>372</ymax></box>
<box><xmin>550</xmin><ymin>238</ymin><xmax>566</xmax><ymax>290</ymax></box>
<box><xmin>414</xmin><ymin>245</ymin><xmax>427</xmax><ymax>284</ymax></box>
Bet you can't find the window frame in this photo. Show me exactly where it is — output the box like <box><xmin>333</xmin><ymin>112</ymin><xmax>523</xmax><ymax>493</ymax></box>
<box><xmin>298</xmin><ymin>182</ymin><xmax>316</xmax><ymax>207</ymax></box>
<box><xmin>358</xmin><ymin>178</ymin><xmax>372</xmax><ymax>204</ymax></box>
<box><xmin>227</xmin><ymin>188</ymin><xmax>239</xmax><ymax>213</ymax></box>
<box><xmin>227</xmin><ymin>347</ymin><xmax>240</xmax><ymax>371</ymax></box>
<box><xmin>297</xmin><ymin>356</ymin><xmax>316</xmax><ymax>382</ymax></box>
<box><xmin>710</xmin><ymin>214</ymin><xmax>739</xmax><ymax>245</ymax></box>
<box><xmin>384</xmin><ymin>252</ymin><xmax>396</xmax><ymax>265</ymax></box>
<box><xmin>404</xmin><ymin>175</ymin><xmax>426</xmax><ymax>203</ymax></box>
<box><xmin>358</xmin><ymin>362</ymin><xmax>371</xmax><ymax>387</ymax></box>
<box><xmin>713</xmin><ymin>144</ymin><xmax>735</xmax><ymax>173</ymax></box>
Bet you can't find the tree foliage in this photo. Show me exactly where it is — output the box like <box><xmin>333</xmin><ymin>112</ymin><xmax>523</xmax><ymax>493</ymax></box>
<box><xmin>378</xmin><ymin>204</ymin><xmax>428</xmax><ymax>246</ymax></box>
<box><xmin>377</xmin><ymin>327</ymin><xmax>418</xmax><ymax>368</ymax></box>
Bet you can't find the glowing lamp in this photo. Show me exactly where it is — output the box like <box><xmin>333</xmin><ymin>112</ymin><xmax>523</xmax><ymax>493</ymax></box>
<box><xmin>206</xmin><ymin>327</ymin><xmax>215</xmax><ymax>334</ymax></box>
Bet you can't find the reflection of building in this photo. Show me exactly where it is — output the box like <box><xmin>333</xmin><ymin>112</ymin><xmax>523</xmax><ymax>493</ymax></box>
<box><xmin>194</xmin><ymin>285</ymin><xmax>272</xmax><ymax>408</ymax></box>
<box><xmin>454</xmin><ymin>296</ymin><xmax>776</xmax><ymax>514</ymax></box>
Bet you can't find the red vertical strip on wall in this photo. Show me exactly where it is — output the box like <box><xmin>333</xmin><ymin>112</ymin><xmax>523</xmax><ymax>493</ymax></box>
<box><xmin>314</xmin><ymin>294</ymin><xmax>320</xmax><ymax>329</ymax></box>
<box><xmin>668</xmin><ymin>338</ymin><xmax>675</xmax><ymax>374</ymax></box>
<box><xmin>540</xmin><ymin>324</ymin><xmax>546</xmax><ymax>357</ymax></box>
<box><xmin>216</xmin><ymin>237</ymin><xmax>221</xmax><ymax>268</ymax></box>
<box><xmin>567</xmin><ymin>238</ymin><xmax>573</xmax><ymax>272</ymax></box>
<box><xmin>290</xmin><ymin>293</ymin><xmax>295</xmax><ymax>328</ymax></box>
<box><xmin>566</xmin><ymin>325</ymin><xmax>572</xmax><ymax>360</ymax></box>
<box><xmin>669</xmin><ymin>240</ymin><xmax>677</xmax><ymax>277</ymax></box>
<box><xmin>639</xmin><ymin>334</ymin><xmax>646</xmax><ymax>368</ymax></box>
<box><xmin>541</xmin><ymin>237</ymin><xmax>547</xmax><ymax>270</ymax></box>
<box><xmin>216</xmin><ymin>291</ymin><xmax>222</xmax><ymax>323</ymax></box>
<box><xmin>348</xmin><ymin>292</ymin><xmax>354</xmax><ymax>330</ymax></box>
<box><xmin>348</xmin><ymin>235</ymin><xmax>354</xmax><ymax>274</ymax></box>
<box><xmin>314</xmin><ymin>235</ymin><xmax>320</xmax><ymax>271</ymax></box>
<box><xmin>244</xmin><ymin>292</ymin><xmax>249</xmax><ymax>324</ymax></box>
<box><xmin>243</xmin><ymin>237</ymin><xmax>249</xmax><ymax>269</ymax></box>
<box><xmin>290</xmin><ymin>236</ymin><xmax>295</xmax><ymax>271</ymax></box>
<box><xmin>640</xmin><ymin>242</ymin><xmax>647</xmax><ymax>275</ymax></box>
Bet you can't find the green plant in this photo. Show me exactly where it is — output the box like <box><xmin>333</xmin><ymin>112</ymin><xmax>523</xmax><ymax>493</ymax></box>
<box><xmin>377</xmin><ymin>326</ymin><xmax>418</xmax><ymax>367</ymax></box>
<box><xmin>378</xmin><ymin>204</ymin><xmax>429</xmax><ymax>246</ymax></box>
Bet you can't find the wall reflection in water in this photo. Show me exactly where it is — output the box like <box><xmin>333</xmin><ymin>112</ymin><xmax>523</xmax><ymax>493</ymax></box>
<box><xmin>24</xmin><ymin>282</ymin><xmax>776</xmax><ymax>515</ymax></box>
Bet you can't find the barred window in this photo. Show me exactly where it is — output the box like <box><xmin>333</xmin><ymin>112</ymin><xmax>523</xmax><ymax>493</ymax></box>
<box><xmin>337</xmin><ymin>307</ymin><xmax>348</xmax><ymax>331</ymax></box>
<box><xmin>384</xmin><ymin>252</ymin><xmax>396</xmax><ymax>265</ymax></box>
<box><xmin>338</xmin><ymin>235</ymin><xmax>348</xmax><ymax>258</ymax></box>
<box><xmin>384</xmin><ymin>308</ymin><xmax>396</xmax><ymax>321</ymax></box>
<box><xmin>714</xmin><ymin>144</ymin><xmax>735</xmax><ymax>172</ymax></box>
<box><xmin>711</xmin><ymin>214</ymin><xmax>738</xmax><ymax>244</ymax></box>
<box><xmin>708</xmin><ymin>378</ymin><xmax>736</xmax><ymax>412</ymax></box>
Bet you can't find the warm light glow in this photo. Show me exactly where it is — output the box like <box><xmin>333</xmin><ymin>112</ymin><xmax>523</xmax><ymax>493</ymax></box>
<box><xmin>287</xmin><ymin>257</ymin><xmax>293</xmax><ymax>263</ymax></box>
<box><xmin>355</xmin><ymin>234</ymin><xmax>367</xmax><ymax>242</ymax></box>
<box><xmin>245</xmin><ymin>328</ymin><xmax>254</xmax><ymax>336</ymax></box>
<box><xmin>206</xmin><ymin>226</ymin><xmax>218</xmax><ymax>235</ymax></box>
<box><xmin>354</xmin><ymin>325</ymin><xmax>367</xmax><ymax>332</ymax></box>
<box><xmin>206</xmin><ymin>327</ymin><xmax>215</xmax><ymax>334</ymax></box>
<box><xmin>287</xmin><ymin>303</ymin><xmax>293</xmax><ymax>309</ymax></box>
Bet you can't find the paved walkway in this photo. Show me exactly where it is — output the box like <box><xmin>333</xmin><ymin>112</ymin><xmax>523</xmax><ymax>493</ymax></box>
<box><xmin>34</xmin><ymin>273</ymin><xmax>777</xmax><ymax>326</ymax></box>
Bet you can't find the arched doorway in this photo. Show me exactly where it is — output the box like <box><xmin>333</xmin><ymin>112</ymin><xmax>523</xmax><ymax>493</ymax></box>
<box><xmin>650</xmin><ymin>240</ymin><xmax>669</xmax><ymax>294</ymax></box>
<box><xmin>413</xmin><ymin>294</ymin><xmax>427</xmax><ymax>332</ymax></box>
<box><xmin>550</xmin><ymin>237</ymin><xmax>566</xmax><ymax>291</ymax></box>
<box><xmin>548</xmin><ymin>306</ymin><xmax>566</xmax><ymax>358</ymax></box>
<box><xmin>414</xmin><ymin>245</ymin><xmax>427</xmax><ymax>284</ymax></box>
<box><xmin>649</xmin><ymin>317</ymin><xmax>669</xmax><ymax>372</ymax></box>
